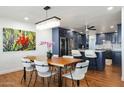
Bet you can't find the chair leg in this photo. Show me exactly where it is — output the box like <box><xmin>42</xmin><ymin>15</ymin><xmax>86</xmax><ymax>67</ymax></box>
<box><xmin>33</xmin><ymin>71</ymin><xmax>38</xmax><ymax>87</ymax></box>
<box><xmin>47</xmin><ymin>77</ymin><xmax>50</xmax><ymax>87</ymax></box>
<box><xmin>64</xmin><ymin>77</ymin><xmax>66</xmax><ymax>87</ymax></box>
<box><xmin>77</xmin><ymin>80</ymin><xmax>80</xmax><ymax>87</ymax></box>
<box><xmin>49</xmin><ymin>76</ymin><xmax>52</xmax><ymax>87</ymax></box>
<box><xmin>42</xmin><ymin>77</ymin><xmax>44</xmax><ymax>84</ymax></box>
<box><xmin>28</xmin><ymin>71</ymin><xmax>34</xmax><ymax>87</ymax></box>
<box><xmin>85</xmin><ymin>77</ymin><xmax>89</xmax><ymax>87</ymax></box>
<box><xmin>71</xmin><ymin>79</ymin><xmax>75</xmax><ymax>87</ymax></box>
<box><xmin>53</xmin><ymin>75</ymin><xmax>56</xmax><ymax>82</ymax></box>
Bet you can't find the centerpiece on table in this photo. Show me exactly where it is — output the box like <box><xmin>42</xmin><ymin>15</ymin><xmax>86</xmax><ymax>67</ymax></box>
<box><xmin>39</xmin><ymin>41</ymin><xmax>53</xmax><ymax>59</ymax></box>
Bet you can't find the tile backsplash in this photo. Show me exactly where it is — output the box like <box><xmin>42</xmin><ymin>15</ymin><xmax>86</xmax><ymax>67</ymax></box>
<box><xmin>96</xmin><ymin>43</ymin><xmax>121</xmax><ymax>50</ymax></box>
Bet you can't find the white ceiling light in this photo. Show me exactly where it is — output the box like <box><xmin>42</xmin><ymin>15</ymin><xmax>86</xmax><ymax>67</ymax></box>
<box><xmin>24</xmin><ymin>17</ymin><xmax>29</xmax><ymax>21</ymax></box>
<box><xmin>107</xmin><ymin>7</ymin><xmax>114</xmax><ymax>11</ymax></box>
<box><xmin>36</xmin><ymin>6</ymin><xmax>61</xmax><ymax>30</ymax></box>
<box><xmin>110</xmin><ymin>25</ymin><xmax>114</xmax><ymax>29</ymax></box>
<box><xmin>36</xmin><ymin>16</ymin><xmax>61</xmax><ymax>30</ymax></box>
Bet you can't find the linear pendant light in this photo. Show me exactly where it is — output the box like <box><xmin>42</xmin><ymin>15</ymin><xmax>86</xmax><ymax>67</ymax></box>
<box><xmin>35</xmin><ymin>6</ymin><xmax>61</xmax><ymax>30</ymax></box>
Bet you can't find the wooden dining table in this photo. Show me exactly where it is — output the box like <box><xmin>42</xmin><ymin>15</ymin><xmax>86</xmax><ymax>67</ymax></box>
<box><xmin>23</xmin><ymin>55</ymin><xmax>82</xmax><ymax>87</ymax></box>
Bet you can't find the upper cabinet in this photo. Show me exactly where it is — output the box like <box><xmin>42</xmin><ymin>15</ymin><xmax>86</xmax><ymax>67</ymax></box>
<box><xmin>82</xmin><ymin>34</ymin><xmax>87</xmax><ymax>48</ymax></box>
<box><xmin>67</xmin><ymin>31</ymin><xmax>83</xmax><ymax>49</ymax></box>
<box><xmin>96</xmin><ymin>34</ymin><xmax>106</xmax><ymax>44</ymax></box>
<box><xmin>59</xmin><ymin>27</ymin><xmax>68</xmax><ymax>37</ymax></box>
<box><xmin>52</xmin><ymin>27</ymin><xmax>84</xmax><ymax>56</ymax></box>
<box><xmin>96</xmin><ymin>24</ymin><xmax>121</xmax><ymax>44</ymax></box>
<box><xmin>105</xmin><ymin>33</ymin><xmax>112</xmax><ymax>42</ymax></box>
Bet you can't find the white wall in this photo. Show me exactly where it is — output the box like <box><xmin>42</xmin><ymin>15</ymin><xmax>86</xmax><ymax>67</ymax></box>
<box><xmin>0</xmin><ymin>17</ymin><xmax>52</xmax><ymax>74</ymax></box>
<box><xmin>36</xmin><ymin>29</ymin><xmax>52</xmax><ymax>56</ymax></box>
<box><xmin>121</xmin><ymin>7</ymin><xmax>124</xmax><ymax>81</ymax></box>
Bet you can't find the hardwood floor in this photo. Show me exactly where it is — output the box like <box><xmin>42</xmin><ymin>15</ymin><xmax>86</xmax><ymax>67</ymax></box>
<box><xmin>0</xmin><ymin>65</ymin><xmax>124</xmax><ymax>87</ymax></box>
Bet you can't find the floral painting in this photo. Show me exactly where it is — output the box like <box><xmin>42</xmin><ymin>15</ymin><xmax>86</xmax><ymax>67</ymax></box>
<box><xmin>3</xmin><ymin>28</ymin><xmax>36</xmax><ymax>52</ymax></box>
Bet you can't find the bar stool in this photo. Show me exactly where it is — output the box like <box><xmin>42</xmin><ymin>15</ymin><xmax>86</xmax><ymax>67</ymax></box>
<box><xmin>84</xmin><ymin>50</ymin><xmax>97</xmax><ymax>70</ymax></box>
<box><xmin>71</xmin><ymin>50</ymin><xmax>82</xmax><ymax>59</ymax></box>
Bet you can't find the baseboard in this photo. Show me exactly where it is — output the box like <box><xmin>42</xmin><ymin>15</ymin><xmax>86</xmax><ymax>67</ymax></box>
<box><xmin>0</xmin><ymin>67</ymin><xmax>23</xmax><ymax>75</ymax></box>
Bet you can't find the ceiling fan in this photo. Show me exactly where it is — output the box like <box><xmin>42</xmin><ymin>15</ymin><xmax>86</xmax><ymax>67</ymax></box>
<box><xmin>81</xmin><ymin>25</ymin><xmax>96</xmax><ymax>34</ymax></box>
<box><xmin>85</xmin><ymin>25</ymin><xmax>96</xmax><ymax>31</ymax></box>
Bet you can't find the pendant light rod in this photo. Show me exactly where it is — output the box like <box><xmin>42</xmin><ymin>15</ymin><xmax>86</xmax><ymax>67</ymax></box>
<box><xmin>46</xmin><ymin>10</ymin><xmax>48</xmax><ymax>18</ymax></box>
<box><xmin>43</xmin><ymin>6</ymin><xmax>51</xmax><ymax>18</ymax></box>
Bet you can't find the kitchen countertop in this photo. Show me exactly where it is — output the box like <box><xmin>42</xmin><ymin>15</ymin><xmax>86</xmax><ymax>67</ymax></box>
<box><xmin>112</xmin><ymin>48</ymin><xmax>121</xmax><ymax>52</ymax></box>
<box><xmin>79</xmin><ymin>49</ymin><xmax>106</xmax><ymax>52</ymax></box>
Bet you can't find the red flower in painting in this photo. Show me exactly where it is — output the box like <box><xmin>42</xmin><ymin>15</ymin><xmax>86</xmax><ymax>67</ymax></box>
<box><xmin>16</xmin><ymin>34</ymin><xmax>29</xmax><ymax>47</ymax></box>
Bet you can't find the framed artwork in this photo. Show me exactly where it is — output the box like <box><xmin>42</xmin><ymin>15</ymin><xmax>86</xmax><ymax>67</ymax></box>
<box><xmin>3</xmin><ymin>28</ymin><xmax>36</xmax><ymax>52</ymax></box>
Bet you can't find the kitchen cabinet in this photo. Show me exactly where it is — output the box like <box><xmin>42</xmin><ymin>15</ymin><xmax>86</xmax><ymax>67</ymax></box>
<box><xmin>52</xmin><ymin>27</ymin><xmax>68</xmax><ymax>56</ymax></box>
<box><xmin>96</xmin><ymin>32</ymin><xmax>120</xmax><ymax>44</ymax></box>
<box><xmin>96</xmin><ymin>34</ymin><xmax>105</xmax><ymax>44</ymax></box>
<box><xmin>67</xmin><ymin>31</ymin><xmax>83</xmax><ymax>49</ymax></box>
<box><xmin>52</xmin><ymin>27</ymin><xmax>83</xmax><ymax>56</ymax></box>
<box><xmin>96</xmin><ymin>24</ymin><xmax>121</xmax><ymax>44</ymax></box>
<box><xmin>80</xmin><ymin>50</ymin><xmax>105</xmax><ymax>71</ymax></box>
<box><xmin>112</xmin><ymin>51</ymin><xmax>121</xmax><ymax>67</ymax></box>
<box><xmin>82</xmin><ymin>34</ymin><xmax>87</xmax><ymax>48</ymax></box>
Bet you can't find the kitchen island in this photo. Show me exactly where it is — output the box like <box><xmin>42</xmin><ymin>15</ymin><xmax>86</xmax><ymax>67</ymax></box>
<box><xmin>112</xmin><ymin>49</ymin><xmax>121</xmax><ymax>67</ymax></box>
<box><xmin>80</xmin><ymin>49</ymin><xmax>106</xmax><ymax>71</ymax></box>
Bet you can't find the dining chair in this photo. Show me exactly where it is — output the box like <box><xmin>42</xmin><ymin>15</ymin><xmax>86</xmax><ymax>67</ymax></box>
<box><xmin>62</xmin><ymin>55</ymin><xmax>73</xmax><ymax>58</ymax></box>
<box><xmin>21</xmin><ymin>58</ymin><xmax>35</xmax><ymax>86</ymax></box>
<box><xmin>84</xmin><ymin>50</ymin><xmax>97</xmax><ymax>70</ymax></box>
<box><xmin>71</xmin><ymin>50</ymin><xmax>82</xmax><ymax>58</ymax></box>
<box><xmin>53</xmin><ymin>54</ymin><xmax>59</xmax><ymax>57</ymax></box>
<box><xmin>34</xmin><ymin>60</ymin><xmax>58</xmax><ymax>87</ymax></box>
<box><xmin>62</xmin><ymin>60</ymin><xmax>89</xmax><ymax>87</ymax></box>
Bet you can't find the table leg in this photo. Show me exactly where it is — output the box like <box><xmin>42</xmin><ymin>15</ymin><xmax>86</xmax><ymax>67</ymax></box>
<box><xmin>58</xmin><ymin>67</ymin><xmax>62</xmax><ymax>87</ymax></box>
<box><xmin>24</xmin><ymin>67</ymin><xmax>26</xmax><ymax>82</ymax></box>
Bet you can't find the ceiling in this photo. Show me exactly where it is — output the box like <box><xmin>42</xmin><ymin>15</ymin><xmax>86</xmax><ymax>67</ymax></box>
<box><xmin>0</xmin><ymin>6</ymin><xmax>121</xmax><ymax>33</ymax></box>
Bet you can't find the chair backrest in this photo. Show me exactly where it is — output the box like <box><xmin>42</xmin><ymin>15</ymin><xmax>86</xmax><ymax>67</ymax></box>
<box><xmin>62</xmin><ymin>55</ymin><xmax>73</xmax><ymax>58</ymax></box>
<box><xmin>21</xmin><ymin>58</ymin><xmax>32</xmax><ymax>68</ymax></box>
<box><xmin>53</xmin><ymin>55</ymin><xmax>59</xmax><ymax>57</ymax></box>
<box><xmin>34</xmin><ymin>60</ymin><xmax>49</xmax><ymax>73</ymax></box>
<box><xmin>74</xmin><ymin>60</ymin><xmax>89</xmax><ymax>75</ymax></box>
<box><xmin>71</xmin><ymin>50</ymin><xmax>82</xmax><ymax>56</ymax></box>
<box><xmin>84</xmin><ymin>50</ymin><xmax>96</xmax><ymax>58</ymax></box>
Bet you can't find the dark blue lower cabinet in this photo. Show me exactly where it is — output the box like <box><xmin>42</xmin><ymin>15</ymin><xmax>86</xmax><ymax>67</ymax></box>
<box><xmin>112</xmin><ymin>51</ymin><xmax>122</xmax><ymax>67</ymax></box>
<box><xmin>96</xmin><ymin>52</ymin><xmax>105</xmax><ymax>71</ymax></box>
<box><xmin>80</xmin><ymin>51</ymin><xmax>105</xmax><ymax>71</ymax></box>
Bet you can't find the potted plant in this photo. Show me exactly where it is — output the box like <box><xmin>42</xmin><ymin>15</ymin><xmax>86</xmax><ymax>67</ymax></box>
<box><xmin>47</xmin><ymin>50</ymin><xmax>53</xmax><ymax>59</ymax></box>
